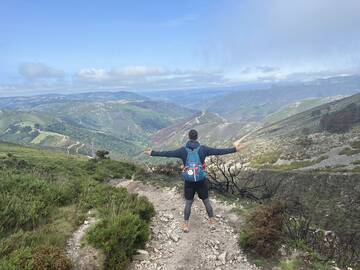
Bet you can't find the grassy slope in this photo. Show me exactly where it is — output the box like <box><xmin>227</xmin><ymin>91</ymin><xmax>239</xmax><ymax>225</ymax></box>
<box><xmin>263</xmin><ymin>97</ymin><xmax>342</xmax><ymax>124</ymax></box>
<box><xmin>0</xmin><ymin>141</ymin><xmax>154</xmax><ymax>270</ymax></box>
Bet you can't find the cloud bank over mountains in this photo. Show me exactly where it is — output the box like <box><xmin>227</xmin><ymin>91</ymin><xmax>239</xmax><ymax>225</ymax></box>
<box><xmin>0</xmin><ymin>64</ymin><xmax>227</xmax><ymax>96</ymax></box>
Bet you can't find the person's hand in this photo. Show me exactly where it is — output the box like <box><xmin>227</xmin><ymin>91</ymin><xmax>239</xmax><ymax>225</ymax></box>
<box><xmin>233</xmin><ymin>141</ymin><xmax>243</xmax><ymax>152</ymax></box>
<box><xmin>143</xmin><ymin>148</ymin><xmax>152</xmax><ymax>156</ymax></box>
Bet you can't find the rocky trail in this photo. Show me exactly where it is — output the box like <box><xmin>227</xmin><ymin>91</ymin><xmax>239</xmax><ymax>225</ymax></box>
<box><xmin>66</xmin><ymin>179</ymin><xmax>258</xmax><ymax>270</ymax></box>
<box><xmin>66</xmin><ymin>211</ymin><xmax>104</xmax><ymax>270</ymax></box>
<box><xmin>114</xmin><ymin>180</ymin><xmax>258</xmax><ymax>270</ymax></box>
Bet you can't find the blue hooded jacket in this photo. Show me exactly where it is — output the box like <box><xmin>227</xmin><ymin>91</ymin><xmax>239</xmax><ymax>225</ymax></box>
<box><xmin>151</xmin><ymin>140</ymin><xmax>236</xmax><ymax>165</ymax></box>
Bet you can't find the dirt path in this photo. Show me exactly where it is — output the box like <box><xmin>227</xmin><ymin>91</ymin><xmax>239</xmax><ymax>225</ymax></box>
<box><xmin>66</xmin><ymin>211</ymin><xmax>104</xmax><ymax>270</ymax></box>
<box><xmin>113</xmin><ymin>180</ymin><xmax>258</xmax><ymax>270</ymax></box>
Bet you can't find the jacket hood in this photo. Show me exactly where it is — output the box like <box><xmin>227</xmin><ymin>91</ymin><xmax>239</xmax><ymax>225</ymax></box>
<box><xmin>185</xmin><ymin>140</ymin><xmax>200</xmax><ymax>150</ymax></box>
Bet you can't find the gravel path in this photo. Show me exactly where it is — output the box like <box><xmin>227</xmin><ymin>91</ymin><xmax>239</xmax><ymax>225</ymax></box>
<box><xmin>114</xmin><ymin>180</ymin><xmax>258</xmax><ymax>270</ymax></box>
<box><xmin>66</xmin><ymin>211</ymin><xmax>104</xmax><ymax>270</ymax></box>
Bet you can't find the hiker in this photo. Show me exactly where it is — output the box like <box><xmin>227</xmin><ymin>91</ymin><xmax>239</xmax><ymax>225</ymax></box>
<box><xmin>144</xmin><ymin>129</ymin><xmax>242</xmax><ymax>232</ymax></box>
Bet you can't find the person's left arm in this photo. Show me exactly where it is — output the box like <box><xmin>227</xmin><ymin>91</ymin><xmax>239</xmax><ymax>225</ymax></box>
<box><xmin>203</xmin><ymin>142</ymin><xmax>242</xmax><ymax>157</ymax></box>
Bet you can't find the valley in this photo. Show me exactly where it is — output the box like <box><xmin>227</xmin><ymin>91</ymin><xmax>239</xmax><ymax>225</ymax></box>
<box><xmin>1</xmin><ymin>74</ymin><xmax>360</xmax><ymax>270</ymax></box>
<box><xmin>1</xmin><ymin>75</ymin><xmax>360</xmax><ymax>171</ymax></box>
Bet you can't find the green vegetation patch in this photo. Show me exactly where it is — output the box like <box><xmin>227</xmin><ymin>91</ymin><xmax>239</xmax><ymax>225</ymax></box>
<box><xmin>0</xmin><ymin>141</ymin><xmax>154</xmax><ymax>270</ymax></box>
<box><xmin>350</xmin><ymin>140</ymin><xmax>360</xmax><ymax>149</ymax></box>
<box><xmin>339</xmin><ymin>147</ymin><xmax>360</xmax><ymax>156</ymax></box>
<box><xmin>250</xmin><ymin>151</ymin><xmax>281</xmax><ymax>167</ymax></box>
<box><xmin>263</xmin><ymin>155</ymin><xmax>328</xmax><ymax>171</ymax></box>
<box><xmin>352</xmin><ymin>160</ymin><xmax>360</xmax><ymax>165</ymax></box>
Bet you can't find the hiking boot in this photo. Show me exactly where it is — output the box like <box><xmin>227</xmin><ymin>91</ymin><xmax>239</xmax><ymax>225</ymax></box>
<box><xmin>181</xmin><ymin>222</ymin><xmax>189</xmax><ymax>233</ymax></box>
<box><xmin>208</xmin><ymin>217</ymin><xmax>217</xmax><ymax>225</ymax></box>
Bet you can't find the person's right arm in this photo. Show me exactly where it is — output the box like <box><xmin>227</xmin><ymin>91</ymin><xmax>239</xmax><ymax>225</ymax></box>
<box><xmin>144</xmin><ymin>147</ymin><xmax>184</xmax><ymax>158</ymax></box>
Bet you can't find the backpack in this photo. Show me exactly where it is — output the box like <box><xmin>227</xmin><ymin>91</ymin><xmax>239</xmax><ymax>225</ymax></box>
<box><xmin>182</xmin><ymin>146</ymin><xmax>206</xmax><ymax>182</ymax></box>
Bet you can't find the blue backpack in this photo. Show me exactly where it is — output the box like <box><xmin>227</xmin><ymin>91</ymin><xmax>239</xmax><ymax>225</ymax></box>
<box><xmin>182</xmin><ymin>146</ymin><xmax>206</xmax><ymax>182</ymax></box>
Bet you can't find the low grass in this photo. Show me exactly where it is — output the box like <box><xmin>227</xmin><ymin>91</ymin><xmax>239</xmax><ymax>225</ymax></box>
<box><xmin>350</xmin><ymin>140</ymin><xmax>360</xmax><ymax>149</ymax></box>
<box><xmin>250</xmin><ymin>151</ymin><xmax>281</xmax><ymax>167</ymax></box>
<box><xmin>279</xmin><ymin>258</ymin><xmax>301</xmax><ymax>270</ymax></box>
<box><xmin>339</xmin><ymin>147</ymin><xmax>360</xmax><ymax>156</ymax></box>
<box><xmin>352</xmin><ymin>160</ymin><xmax>360</xmax><ymax>165</ymax></box>
<box><xmin>263</xmin><ymin>155</ymin><xmax>328</xmax><ymax>171</ymax></box>
<box><xmin>0</xmin><ymin>141</ymin><xmax>154</xmax><ymax>270</ymax></box>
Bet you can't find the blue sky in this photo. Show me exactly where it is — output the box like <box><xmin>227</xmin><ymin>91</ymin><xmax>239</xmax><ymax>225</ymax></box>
<box><xmin>1</xmin><ymin>0</ymin><xmax>360</xmax><ymax>96</ymax></box>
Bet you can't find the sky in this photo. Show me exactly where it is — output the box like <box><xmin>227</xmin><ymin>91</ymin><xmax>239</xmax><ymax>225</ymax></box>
<box><xmin>1</xmin><ymin>0</ymin><xmax>360</xmax><ymax>96</ymax></box>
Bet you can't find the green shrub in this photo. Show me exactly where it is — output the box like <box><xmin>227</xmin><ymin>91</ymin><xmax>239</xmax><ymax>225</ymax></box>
<box><xmin>0</xmin><ymin>142</ymin><xmax>154</xmax><ymax>270</ymax></box>
<box><xmin>87</xmin><ymin>159</ymin><xmax>137</xmax><ymax>182</ymax></box>
<box><xmin>87</xmin><ymin>211</ymin><xmax>151</xmax><ymax>270</ymax></box>
<box><xmin>1</xmin><ymin>247</ymin><xmax>34</xmax><ymax>270</ymax></box>
<box><xmin>239</xmin><ymin>230</ymin><xmax>249</xmax><ymax>249</ymax></box>
<box><xmin>350</xmin><ymin>140</ymin><xmax>360</xmax><ymax>149</ymax></box>
<box><xmin>251</xmin><ymin>151</ymin><xmax>281</xmax><ymax>167</ymax></box>
<box><xmin>0</xmin><ymin>174</ymin><xmax>79</xmax><ymax>234</ymax></box>
<box><xmin>339</xmin><ymin>147</ymin><xmax>360</xmax><ymax>156</ymax></box>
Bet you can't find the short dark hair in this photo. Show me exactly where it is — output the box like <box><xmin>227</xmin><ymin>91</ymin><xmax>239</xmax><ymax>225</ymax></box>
<box><xmin>188</xmin><ymin>129</ymin><xmax>198</xmax><ymax>140</ymax></box>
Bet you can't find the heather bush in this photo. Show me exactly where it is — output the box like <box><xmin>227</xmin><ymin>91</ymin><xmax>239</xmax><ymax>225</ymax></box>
<box><xmin>240</xmin><ymin>201</ymin><xmax>285</xmax><ymax>257</ymax></box>
<box><xmin>87</xmin><ymin>211</ymin><xmax>151</xmax><ymax>270</ymax></box>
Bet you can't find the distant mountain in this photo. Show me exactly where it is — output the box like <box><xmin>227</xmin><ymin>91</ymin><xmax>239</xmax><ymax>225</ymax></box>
<box><xmin>0</xmin><ymin>91</ymin><xmax>196</xmax><ymax>158</ymax></box>
<box><xmin>140</xmin><ymin>83</ymin><xmax>271</xmax><ymax>110</ymax></box>
<box><xmin>203</xmin><ymin>75</ymin><xmax>360</xmax><ymax>122</ymax></box>
<box><xmin>0</xmin><ymin>109</ymin><xmax>142</xmax><ymax>157</ymax></box>
<box><xmin>0</xmin><ymin>91</ymin><xmax>147</xmax><ymax>110</ymax></box>
<box><xmin>150</xmin><ymin>111</ymin><xmax>245</xmax><ymax>150</ymax></box>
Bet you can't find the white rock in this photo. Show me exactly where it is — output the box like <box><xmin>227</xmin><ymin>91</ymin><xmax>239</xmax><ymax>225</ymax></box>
<box><xmin>170</xmin><ymin>233</ymin><xmax>180</xmax><ymax>242</ymax></box>
<box><xmin>133</xmin><ymin>249</ymin><xmax>149</xmax><ymax>261</ymax></box>
<box><xmin>218</xmin><ymin>251</ymin><xmax>227</xmax><ymax>265</ymax></box>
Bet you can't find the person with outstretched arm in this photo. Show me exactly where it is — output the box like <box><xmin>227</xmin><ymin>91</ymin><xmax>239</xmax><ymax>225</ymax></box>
<box><xmin>144</xmin><ymin>129</ymin><xmax>242</xmax><ymax>232</ymax></box>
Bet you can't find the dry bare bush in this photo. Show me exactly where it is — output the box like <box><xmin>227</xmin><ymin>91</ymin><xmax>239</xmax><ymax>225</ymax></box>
<box><xmin>206</xmin><ymin>156</ymin><xmax>281</xmax><ymax>201</ymax></box>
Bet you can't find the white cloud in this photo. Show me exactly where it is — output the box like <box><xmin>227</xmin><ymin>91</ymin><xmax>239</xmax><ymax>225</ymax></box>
<box><xmin>118</xmin><ymin>66</ymin><xmax>168</xmax><ymax>77</ymax></box>
<box><xmin>75</xmin><ymin>66</ymin><xmax>226</xmax><ymax>88</ymax></box>
<box><xmin>77</xmin><ymin>68</ymin><xmax>111</xmax><ymax>81</ymax></box>
<box><xmin>19</xmin><ymin>62</ymin><xmax>64</xmax><ymax>80</ymax></box>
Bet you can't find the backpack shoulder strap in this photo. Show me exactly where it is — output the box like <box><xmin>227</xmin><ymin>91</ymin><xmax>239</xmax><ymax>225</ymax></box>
<box><xmin>185</xmin><ymin>145</ymin><xmax>201</xmax><ymax>153</ymax></box>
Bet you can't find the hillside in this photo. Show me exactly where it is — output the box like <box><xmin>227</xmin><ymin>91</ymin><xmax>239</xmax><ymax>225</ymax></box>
<box><xmin>150</xmin><ymin>111</ymin><xmax>246</xmax><ymax>150</ymax></box>
<box><xmin>0</xmin><ymin>140</ymin><xmax>155</xmax><ymax>270</ymax></box>
<box><xmin>263</xmin><ymin>95</ymin><xmax>344</xmax><ymax>124</ymax></box>
<box><xmin>238</xmin><ymin>92</ymin><xmax>360</xmax><ymax>172</ymax></box>
<box><xmin>204</xmin><ymin>75</ymin><xmax>360</xmax><ymax>122</ymax></box>
<box><xmin>0</xmin><ymin>93</ymin><xmax>196</xmax><ymax>158</ymax></box>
